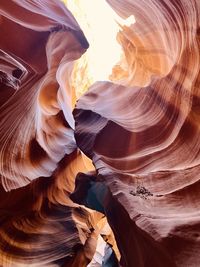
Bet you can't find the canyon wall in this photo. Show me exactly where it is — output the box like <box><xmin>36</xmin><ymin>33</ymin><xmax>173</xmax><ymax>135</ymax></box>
<box><xmin>0</xmin><ymin>0</ymin><xmax>200</xmax><ymax>266</ymax></box>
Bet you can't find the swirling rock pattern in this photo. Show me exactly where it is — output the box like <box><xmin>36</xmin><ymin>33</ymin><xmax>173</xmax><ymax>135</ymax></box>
<box><xmin>73</xmin><ymin>0</ymin><xmax>200</xmax><ymax>266</ymax></box>
<box><xmin>0</xmin><ymin>0</ymin><xmax>200</xmax><ymax>266</ymax></box>
<box><xmin>0</xmin><ymin>1</ymin><xmax>102</xmax><ymax>266</ymax></box>
<box><xmin>0</xmin><ymin>0</ymin><xmax>90</xmax><ymax>191</ymax></box>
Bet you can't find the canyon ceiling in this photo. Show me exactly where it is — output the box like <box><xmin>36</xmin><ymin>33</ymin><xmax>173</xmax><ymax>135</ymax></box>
<box><xmin>0</xmin><ymin>0</ymin><xmax>200</xmax><ymax>266</ymax></box>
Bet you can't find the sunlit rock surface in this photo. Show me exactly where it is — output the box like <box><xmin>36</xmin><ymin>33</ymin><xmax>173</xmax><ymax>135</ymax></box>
<box><xmin>0</xmin><ymin>1</ymin><xmax>101</xmax><ymax>266</ymax></box>
<box><xmin>0</xmin><ymin>0</ymin><xmax>90</xmax><ymax>191</ymax></box>
<box><xmin>0</xmin><ymin>0</ymin><xmax>200</xmax><ymax>266</ymax></box>
<box><xmin>74</xmin><ymin>0</ymin><xmax>200</xmax><ymax>266</ymax></box>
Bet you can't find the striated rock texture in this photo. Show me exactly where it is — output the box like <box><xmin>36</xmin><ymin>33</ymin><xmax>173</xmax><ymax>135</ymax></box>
<box><xmin>73</xmin><ymin>0</ymin><xmax>200</xmax><ymax>266</ymax></box>
<box><xmin>0</xmin><ymin>0</ymin><xmax>200</xmax><ymax>266</ymax></box>
<box><xmin>0</xmin><ymin>1</ymin><xmax>102</xmax><ymax>266</ymax></box>
<box><xmin>0</xmin><ymin>0</ymin><xmax>89</xmax><ymax>191</ymax></box>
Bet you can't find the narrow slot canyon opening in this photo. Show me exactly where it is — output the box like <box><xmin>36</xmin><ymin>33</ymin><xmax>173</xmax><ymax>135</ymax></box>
<box><xmin>65</xmin><ymin>0</ymin><xmax>135</xmax><ymax>97</ymax></box>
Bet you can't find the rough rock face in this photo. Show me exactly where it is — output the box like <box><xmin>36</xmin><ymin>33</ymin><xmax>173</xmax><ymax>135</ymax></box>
<box><xmin>0</xmin><ymin>0</ymin><xmax>200</xmax><ymax>266</ymax></box>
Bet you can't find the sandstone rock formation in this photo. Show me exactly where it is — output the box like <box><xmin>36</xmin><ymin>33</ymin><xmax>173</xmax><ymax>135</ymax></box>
<box><xmin>0</xmin><ymin>1</ymin><xmax>100</xmax><ymax>266</ymax></box>
<box><xmin>0</xmin><ymin>0</ymin><xmax>200</xmax><ymax>266</ymax></box>
<box><xmin>74</xmin><ymin>0</ymin><xmax>200</xmax><ymax>266</ymax></box>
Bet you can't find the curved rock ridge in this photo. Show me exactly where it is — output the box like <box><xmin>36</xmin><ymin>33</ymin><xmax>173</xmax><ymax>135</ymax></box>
<box><xmin>0</xmin><ymin>1</ymin><xmax>119</xmax><ymax>266</ymax></box>
<box><xmin>0</xmin><ymin>151</ymin><xmax>103</xmax><ymax>267</ymax></box>
<box><xmin>0</xmin><ymin>1</ymin><xmax>107</xmax><ymax>266</ymax></box>
<box><xmin>73</xmin><ymin>0</ymin><xmax>200</xmax><ymax>266</ymax></box>
<box><xmin>1</xmin><ymin>0</ymin><xmax>200</xmax><ymax>266</ymax></box>
<box><xmin>108</xmin><ymin>0</ymin><xmax>199</xmax><ymax>87</ymax></box>
<box><xmin>0</xmin><ymin>0</ymin><xmax>89</xmax><ymax>191</ymax></box>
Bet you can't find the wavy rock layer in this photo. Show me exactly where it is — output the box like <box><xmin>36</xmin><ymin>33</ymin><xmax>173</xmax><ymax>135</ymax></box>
<box><xmin>73</xmin><ymin>0</ymin><xmax>200</xmax><ymax>266</ymax></box>
<box><xmin>0</xmin><ymin>0</ymin><xmax>89</xmax><ymax>191</ymax></box>
<box><xmin>0</xmin><ymin>1</ymin><xmax>104</xmax><ymax>266</ymax></box>
<box><xmin>1</xmin><ymin>0</ymin><xmax>200</xmax><ymax>266</ymax></box>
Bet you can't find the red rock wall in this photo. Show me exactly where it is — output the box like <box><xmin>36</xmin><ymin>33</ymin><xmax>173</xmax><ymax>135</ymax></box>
<box><xmin>0</xmin><ymin>0</ymin><xmax>200</xmax><ymax>266</ymax></box>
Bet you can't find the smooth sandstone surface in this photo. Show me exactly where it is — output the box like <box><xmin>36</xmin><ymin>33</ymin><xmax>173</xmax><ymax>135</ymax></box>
<box><xmin>0</xmin><ymin>0</ymin><xmax>200</xmax><ymax>266</ymax></box>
